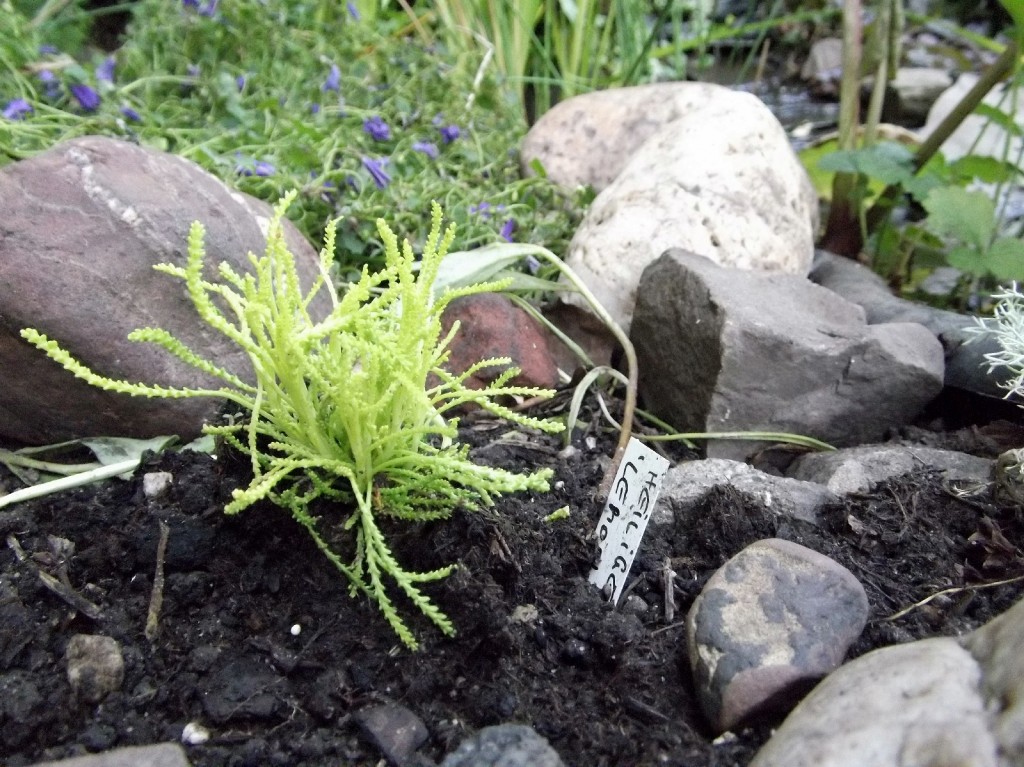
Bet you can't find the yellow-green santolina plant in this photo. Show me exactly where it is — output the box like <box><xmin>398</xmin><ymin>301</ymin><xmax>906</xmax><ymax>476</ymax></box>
<box><xmin>21</xmin><ymin>192</ymin><xmax>563</xmax><ymax>649</ymax></box>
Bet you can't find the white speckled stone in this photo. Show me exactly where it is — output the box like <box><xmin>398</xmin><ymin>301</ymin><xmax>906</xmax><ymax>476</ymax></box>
<box><xmin>529</xmin><ymin>83</ymin><xmax>817</xmax><ymax>331</ymax></box>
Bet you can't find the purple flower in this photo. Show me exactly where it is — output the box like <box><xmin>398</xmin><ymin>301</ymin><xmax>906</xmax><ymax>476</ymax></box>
<box><xmin>347</xmin><ymin>1</ymin><xmax>360</xmax><ymax>20</ymax></box>
<box><xmin>69</xmin><ymin>83</ymin><xmax>100</xmax><ymax>111</ymax></box>
<box><xmin>469</xmin><ymin>202</ymin><xmax>492</xmax><ymax>217</ymax></box>
<box><xmin>439</xmin><ymin>124</ymin><xmax>461</xmax><ymax>144</ymax></box>
<box><xmin>182</xmin><ymin>0</ymin><xmax>200</xmax><ymax>7</ymax></box>
<box><xmin>38</xmin><ymin>69</ymin><xmax>60</xmax><ymax>99</ymax></box>
<box><xmin>199</xmin><ymin>0</ymin><xmax>218</xmax><ymax>16</ymax></box>
<box><xmin>361</xmin><ymin>156</ymin><xmax>390</xmax><ymax>189</ymax></box>
<box><xmin>39</xmin><ymin>44</ymin><xmax>59</xmax><ymax>54</ymax></box>
<box><xmin>322</xmin><ymin>63</ymin><xmax>340</xmax><ymax>92</ymax></box>
<box><xmin>3</xmin><ymin>98</ymin><xmax>33</xmax><ymax>120</ymax></box>
<box><xmin>412</xmin><ymin>141</ymin><xmax>439</xmax><ymax>160</ymax></box>
<box><xmin>524</xmin><ymin>255</ymin><xmax>540</xmax><ymax>274</ymax></box>
<box><xmin>96</xmin><ymin>56</ymin><xmax>115</xmax><ymax>84</ymax></box>
<box><xmin>363</xmin><ymin>115</ymin><xmax>391</xmax><ymax>141</ymax></box>
<box><xmin>235</xmin><ymin>154</ymin><xmax>275</xmax><ymax>177</ymax></box>
<box><xmin>235</xmin><ymin>74</ymin><xmax>246</xmax><ymax>91</ymax></box>
<box><xmin>120</xmin><ymin>105</ymin><xmax>142</xmax><ymax>122</ymax></box>
<box><xmin>310</xmin><ymin>102</ymin><xmax>321</xmax><ymax>114</ymax></box>
<box><xmin>499</xmin><ymin>219</ymin><xmax>516</xmax><ymax>242</ymax></box>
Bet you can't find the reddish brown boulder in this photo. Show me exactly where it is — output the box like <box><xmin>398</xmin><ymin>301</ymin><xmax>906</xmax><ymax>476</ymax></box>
<box><xmin>0</xmin><ymin>136</ymin><xmax>327</xmax><ymax>444</ymax></box>
<box><xmin>440</xmin><ymin>293</ymin><xmax>561</xmax><ymax>391</ymax></box>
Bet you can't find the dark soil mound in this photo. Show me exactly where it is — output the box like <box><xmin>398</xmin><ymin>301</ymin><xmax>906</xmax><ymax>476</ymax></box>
<box><xmin>1</xmin><ymin>404</ymin><xmax>1022</xmax><ymax>766</ymax></box>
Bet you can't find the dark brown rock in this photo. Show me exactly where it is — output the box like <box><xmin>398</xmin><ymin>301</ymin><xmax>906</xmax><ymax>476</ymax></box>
<box><xmin>0</xmin><ymin>136</ymin><xmax>327</xmax><ymax>443</ymax></box>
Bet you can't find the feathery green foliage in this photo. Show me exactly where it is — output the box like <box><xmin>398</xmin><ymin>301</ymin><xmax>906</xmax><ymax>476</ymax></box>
<box><xmin>21</xmin><ymin>192</ymin><xmax>563</xmax><ymax>649</ymax></box>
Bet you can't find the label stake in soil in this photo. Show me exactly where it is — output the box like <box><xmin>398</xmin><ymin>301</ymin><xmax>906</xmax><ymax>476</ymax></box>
<box><xmin>588</xmin><ymin>438</ymin><xmax>669</xmax><ymax>604</ymax></box>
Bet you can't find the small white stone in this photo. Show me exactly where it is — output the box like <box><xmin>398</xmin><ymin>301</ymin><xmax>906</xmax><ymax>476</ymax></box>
<box><xmin>181</xmin><ymin>721</ymin><xmax>210</xmax><ymax>745</ymax></box>
<box><xmin>142</xmin><ymin>471</ymin><xmax>173</xmax><ymax>499</ymax></box>
<box><xmin>290</xmin><ymin>623</ymin><xmax>301</xmax><ymax>636</ymax></box>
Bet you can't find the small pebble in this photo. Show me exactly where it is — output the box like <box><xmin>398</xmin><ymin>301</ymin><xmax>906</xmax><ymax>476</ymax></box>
<box><xmin>143</xmin><ymin>471</ymin><xmax>174</xmax><ymax>499</ymax></box>
<box><xmin>182</xmin><ymin>721</ymin><xmax>211</xmax><ymax>745</ymax></box>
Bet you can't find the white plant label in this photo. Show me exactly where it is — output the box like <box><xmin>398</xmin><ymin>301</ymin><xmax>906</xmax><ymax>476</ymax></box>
<box><xmin>588</xmin><ymin>437</ymin><xmax>670</xmax><ymax>604</ymax></box>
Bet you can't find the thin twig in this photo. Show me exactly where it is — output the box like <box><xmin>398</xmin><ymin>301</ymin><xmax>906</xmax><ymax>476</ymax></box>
<box><xmin>145</xmin><ymin>521</ymin><xmax>170</xmax><ymax>642</ymax></box>
<box><xmin>881</xmin><ymin>574</ymin><xmax>1024</xmax><ymax>621</ymax></box>
<box><xmin>7</xmin><ymin>535</ymin><xmax>102</xmax><ymax>619</ymax></box>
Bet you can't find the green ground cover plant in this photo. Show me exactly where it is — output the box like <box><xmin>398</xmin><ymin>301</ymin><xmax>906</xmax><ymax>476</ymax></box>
<box><xmin>21</xmin><ymin>194</ymin><xmax>564</xmax><ymax>649</ymax></box>
<box><xmin>0</xmin><ymin>0</ymin><xmax>583</xmax><ymax>274</ymax></box>
<box><xmin>811</xmin><ymin>0</ymin><xmax>1024</xmax><ymax>308</ymax></box>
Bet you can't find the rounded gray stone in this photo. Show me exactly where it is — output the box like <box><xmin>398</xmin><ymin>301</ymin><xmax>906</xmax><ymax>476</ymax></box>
<box><xmin>686</xmin><ymin>538</ymin><xmax>868</xmax><ymax>733</ymax></box>
<box><xmin>441</xmin><ymin>724</ymin><xmax>564</xmax><ymax>767</ymax></box>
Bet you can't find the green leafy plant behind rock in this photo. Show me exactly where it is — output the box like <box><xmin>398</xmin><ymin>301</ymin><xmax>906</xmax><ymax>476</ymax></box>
<box><xmin>21</xmin><ymin>193</ymin><xmax>563</xmax><ymax>649</ymax></box>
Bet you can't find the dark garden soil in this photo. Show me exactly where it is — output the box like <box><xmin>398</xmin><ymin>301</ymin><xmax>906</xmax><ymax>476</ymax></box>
<box><xmin>1</xmin><ymin>394</ymin><xmax>1024</xmax><ymax>767</ymax></box>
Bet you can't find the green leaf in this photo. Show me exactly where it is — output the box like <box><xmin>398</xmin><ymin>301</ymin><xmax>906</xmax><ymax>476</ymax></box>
<box><xmin>949</xmin><ymin>154</ymin><xmax>1020</xmax><ymax>185</ymax></box>
<box><xmin>817</xmin><ymin>142</ymin><xmax>916</xmax><ymax>185</ymax></box>
<box><xmin>974</xmin><ymin>103</ymin><xmax>1024</xmax><ymax>138</ymax></box>
<box><xmin>999</xmin><ymin>0</ymin><xmax>1024</xmax><ymax>46</ymax></box>
<box><xmin>433</xmin><ymin>245</ymin><xmax>526</xmax><ymax>295</ymax></box>
<box><xmin>81</xmin><ymin>435</ymin><xmax>179</xmax><ymax>466</ymax></box>
<box><xmin>923</xmin><ymin>187</ymin><xmax>996</xmax><ymax>251</ymax></box>
<box><xmin>945</xmin><ymin>245</ymin><xmax>989</xmax><ymax>277</ymax></box>
<box><xmin>986</xmin><ymin>237</ymin><xmax>1024</xmax><ymax>281</ymax></box>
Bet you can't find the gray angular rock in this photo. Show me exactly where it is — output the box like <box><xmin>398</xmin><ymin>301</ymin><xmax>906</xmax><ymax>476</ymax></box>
<box><xmin>750</xmin><ymin>637</ymin><xmax>998</xmax><ymax>767</ymax></box>
<box><xmin>441</xmin><ymin>724</ymin><xmax>564</xmax><ymax>767</ymax></box>
<box><xmin>632</xmin><ymin>250</ymin><xmax>945</xmax><ymax>462</ymax></box>
<box><xmin>354</xmin><ymin>703</ymin><xmax>429</xmax><ymax>767</ymax></box>
<box><xmin>962</xmin><ymin>593</ymin><xmax>1024</xmax><ymax>764</ymax></box>
<box><xmin>0</xmin><ymin>135</ymin><xmax>327</xmax><ymax>444</ymax></box>
<box><xmin>687</xmin><ymin>539</ymin><xmax>868</xmax><ymax>734</ymax></box>
<box><xmin>657</xmin><ymin>459</ymin><xmax>839</xmax><ymax>526</ymax></box>
<box><xmin>27</xmin><ymin>744</ymin><xmax>191</xmax><ymax>767</ymax></box>
<box><xmin>65</xmin><ymin>634</ymin><xmax>124</xmax><ymax>704</ymax></box>
<box><xmin>811</xmin><ymin>250</ymin><xmax>1007</xmax><ymax>397</ymax></box>
<box><xmin>788</xmin><ymin>444</ymin><xmax>994</xmax><ymax>494</ymax></box>
<box><xmin>751</xmin><ymin>594</ymin><xmax>1024</xmax><ymax>767</ymax></box>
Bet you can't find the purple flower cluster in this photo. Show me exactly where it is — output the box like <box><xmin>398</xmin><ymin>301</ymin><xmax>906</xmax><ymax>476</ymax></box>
<box><xmin>363</xmin><ymin>115</ymin><xmax>391</xmax><ymax>142</ymax></box>
<box><xmin>361</xmin><ymin>156</ymin><xmax>390</xmax><ymax>189</ymax></box>
<box><xmin>96</xmin><ymin>56</ymin><xmax>116</xmax><ymax>84</ymax></box>
<box><xmin>70</xmin><ymin>83</ymin><xmax>100</xmax><ymax>111</ymax></box>
<box><xmin>439</xmin><ymin>124</ymin><xmax>460</xmax><ymax>144</ymax></box>
<box><xmin>235</xmin><ymin>154</ymin><xmax>276</xmax><ymax>177</ymax></box>
<box><xmin>322</xmin><ymin>63</ymin><xmax>341</xmax><ymax>92</ymax></box>
<box><xmin>412</xmin><ymin>141</ymin><xmax>438</xmax><ymax>159</ymax></box>
<box><xmin>3</xmin><ymin>99</ymin><xmax>33</xmax><ymax>120</ymax></box>
<box><xmin>182</xmin><ymin>0</ymin><xmax>218</xmax><ymax>16</ymax></box>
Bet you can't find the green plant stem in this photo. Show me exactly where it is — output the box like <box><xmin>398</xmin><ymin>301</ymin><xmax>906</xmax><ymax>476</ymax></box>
<box><xmin>0</xmin><ymin>458</ymin><xmax>140</xmax><ymax>510</ymax></box>
<box><xmin>495</xmin><ymin>244</ymin><xmax>637</xmax><ymax>500</ymax></box>
<box><xmin>820</xmin><ymin>0</ymin><xmax>865</xmax><ymax>256</ymax></box>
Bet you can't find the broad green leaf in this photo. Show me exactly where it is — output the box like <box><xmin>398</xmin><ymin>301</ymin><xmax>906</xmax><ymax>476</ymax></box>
<box><xmin>974</xmin><ymin>103</ymin><xmax>1024</xmax><ymax>138</ymax></box>
<box><xmin>924</xmin><ymin>187</ymin><xmax>996</xmax><ymax>251</ymax></box>
<box><xmin>945</xmin><ymin>244</ymin><xmax>989</xmax><ymax>277</ymax></box>
<box><xmin>434</xmin><ymin>245</ymin><xmax>526</xmax><ymax>295</ymax></box>
<box><xmin>817</xmin><ymin>142</ymin><xmax>916</xmax><ymax>185</ymax></box>
<box><xmin>986</xmin><ymin>237</ymin><xmax>1024</xmax><ymax>281</ymax></box>
<box><xmin>949</xmin><ymin>154</ymin><xmax>1020</xmax><ymax>185</ymax></box>
<box><xmin>81</xmin><ymin>435</ymin><xmax>179</xmax><ymax>466</ymax></box>
<box><xmin>998</xmin><ymin>0</ymin><xmax>1024</xmax><ymax>45</ymax></box>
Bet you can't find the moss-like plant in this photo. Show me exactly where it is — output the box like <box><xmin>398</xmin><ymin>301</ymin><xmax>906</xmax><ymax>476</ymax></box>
<box><xmin>21</xmin><ymin>192</ymin><xmax>563</xmax><ymax>649</ymax></box>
